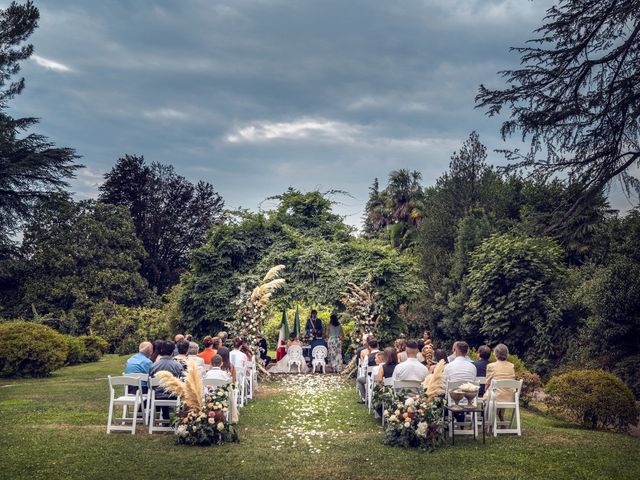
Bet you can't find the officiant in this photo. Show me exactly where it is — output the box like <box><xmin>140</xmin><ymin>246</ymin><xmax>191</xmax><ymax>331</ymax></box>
<box><xmin>306</xmin><ymin>310</ymin><xmax>327</xmax><ymax>351</ymax></box>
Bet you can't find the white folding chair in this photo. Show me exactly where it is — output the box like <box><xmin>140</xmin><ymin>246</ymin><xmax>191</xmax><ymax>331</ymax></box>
<box><xmin>311</xmin><ymin>346</ymin><xmax>328</xmax><ymax>373</ymax></box>
<box><xmin>107</xmin><ymin>375</ymin><xmax>143</xmax><ymax>434</ymax></box>
<box><xmin>393</xmin><ymin>379</ymin><xmax>423</xmax><ymax>394</ymax></box>
<box><xmin>445</xmin><ymin>380</ymin><xmax>479</xmax><ymax>437</ymax></box>
<box><xmin>123</xmin><ymin>373</ymin><xmax>150</xmax><ymax>425</ymax></box>
<box><xmin>486</xmin><ymin>379</ymin><xmax>523</xmax><ymax>436</ymax></box>
<box><xmin>287</xmin><ymin>346</ymin><xmax>304</xmax><ymax>373</ymax></box>
<box><xmin>148</xmin><ymin>376</ymin><xmax>180</xmax><ymax>434</ymax></box>
<box><xmin>381</xmin><ymin>377</ymin><xmax>394</xmax><ymax>426</ymax></box>
<box><xmin>245</xmin><ymin>358</ymin><xmax>256</xmax><ymax>401</ymax></box>
<box><xmin>366</xmin><ymin>366</ymin><xmax>376</xmax><ymax>412</ymax></box>
<box><xmin>203</xmin><ymin>378</ymin><xmax>232</xmax><ymax>421</ymax></box>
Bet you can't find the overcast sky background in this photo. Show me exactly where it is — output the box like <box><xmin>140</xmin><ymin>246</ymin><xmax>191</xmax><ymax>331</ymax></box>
<box><xmin>8</xmin><ymin>0</ymin><xmax>637</xmax><ymax>228</ymax></box>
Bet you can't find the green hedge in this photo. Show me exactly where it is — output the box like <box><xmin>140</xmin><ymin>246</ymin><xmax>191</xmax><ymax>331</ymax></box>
<box><xmin>545</xmin><ymin>370</ymin><xmax>638</xmax><ymax>431</ymax></box>
<box><xmin>65</xmin><ymin>336</ymin><xmax>86</xmax><ymax>365</ymax></box>
<box><xmin>0</xmin><ymin>322</ymin><xmax>68</xmax><ymax>377</ymax></box>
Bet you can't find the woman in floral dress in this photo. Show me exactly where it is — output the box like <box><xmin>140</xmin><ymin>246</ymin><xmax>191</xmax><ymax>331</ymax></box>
<box><xmin>326</xmin><ymin>314</ymin><xmax>344</xmax><ymax>373</ymax></box>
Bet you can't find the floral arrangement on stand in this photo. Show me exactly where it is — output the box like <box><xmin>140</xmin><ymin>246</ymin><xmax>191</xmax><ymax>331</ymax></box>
<box><xmin>383</xmin><ymin>360</ymin><xmax>447</xmax><ymax>452</ymax></box>
<box><xmin>156</xmin><ymin>360</ymin><xmax>239</xmax><ymax>446</ymax></box>
<box><xmin>229</xmin><ymin>265</ymin><xmax>286</xmax><ymax>374</ymax></box>
<box><xmin>339</xmin><ymin>279</ymin><xmax>383</xmax><ymax>375</ymax></box>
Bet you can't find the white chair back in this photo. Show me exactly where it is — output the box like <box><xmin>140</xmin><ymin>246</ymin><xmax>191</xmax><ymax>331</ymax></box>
<box><xmin>203</xmin><ymin>377</ymin><xmax>231</xmax><ymax>389</ymax></box>
<box><xmin>486</xmin><ymin>379</ymin><xmax>523</xmax><ymax>436</ymax></box>
<box><xmin>383</xmin><ymin>377</ymin><xmax>394</xmax><ymax>387</ymax></box>
<box><xmin>312</xmin><ymin>346</ymin><xmax>328</xmax><ymax>359</ymax></box>
<box><xmin>393</xmin><ymin>379</ymin><xmax>423</xmax><ymax>393</ymax></box>
<box><xmin>106</xmin><ymin>375</ymin><xmax>143</xmax><ymax>434</ymax></box>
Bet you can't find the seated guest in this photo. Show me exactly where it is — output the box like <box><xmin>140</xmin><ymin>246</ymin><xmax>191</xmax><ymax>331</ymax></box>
<box><xmin>217</xmin><ymin>346</ymin><xmax>237</xmax><ymax>381</ymax></box>
<box><xmin>150</xmin><ymin>339</ymin><xmax>164</xmax><ymax>363</ymax></box>
<box><xmin>357</xmin><ymin>337</ymin><xmax>380</xmax><ymax>402</ymax></box>
<box><xmin>257</xmin><ymin>334</ymin><xmax>271</xmax><ymax>366</ymax></box>
<box><xmin>371</xmin><ymin>351</ymin><xmax>384</xmax><ymax>378</ymax></box>
<box><xmin>173</xmin><ymin>340</ymin><xmax>190</xmax><ymax>370</ymax></box>
<box><xmin>377</xmin><ymin>347</ymin><xmax>398</xmax><ymax>384</ymax></box>
<box><xmin>217</xmin><ymin>331</ymin><xmax>229</xmax><ymax>347</ymax></box>
<box><xmin>395</xmin><ymin>338</ymin><xmax>407</xmax><ymax>362</ymax></box>
<box><xmin>483</xmin><ymin>344</ymin><xmax>516</xmax><ymax>408</ymax></box>
<box><xmin>149</xmin><ymin>341</ymin><xmax>184</xmax><ymax>418</ymax></box>
<box><xmin>392</xmin><ymin>339</ymin><xmax>428</xmax><ymax>383</ymax></box>
<box><xmin>187</xmin><ymin>342</ymin><xmax>205</xmax><ymax>371</ymax></box>
<box><xmin>230</xmin><ymin>337</ymin><xmax>248</xmax><ymax>370</ymax></box>
<box><xmin>355</xmin><ymin>334</ymin><xmax>370</xmax><ymax>367</ymax></box>
<box><xmin>185</xmin><ymin>334</ymin><xmax>193</xmax><ymax>342</ymax></box>
<box><xmin>448</xmin><ymin>341</ymin><xmax>472</xmax><ymax>363</ymax></box>
<box><xmin>124</xmin><ymin>341</ymin><xmax>153</xmax><ymax>392</ymax></box>
<box><xmin>172</xmin><ymin>334</ymin><xmax>185</xmax><ymax>356</ymax></box>
<box><xmin>430</xmin><ymin>349</ymin><xmax>448</xmax><ymax>374</ymax></box>
<box><xmin>240</xmin><ymin>338</ymin><xmax>254</xmax><ymax>363</ymax></box>
<box><xmin>421</xmin><ymin>343</ymin><xmax>434</xmax><ymax>368</ymax></box>
<box><xmin>444</xmin><ymin>341</ymin><xmax>477</xmax><ymax>383</ymax></box>
<box><xmin>205</xmin><ymin>355</ymin><xmax>232</xmax><ymax>382</ymax></box>
<box><xmin>197</xmin><ymin>336</ymin><xmax>216</xmax><ymax>365</ymax></box>
<box><xmin>474</xmin><ymin>345</ymin><xmax>491</xmax><ymax>397</ymax></box>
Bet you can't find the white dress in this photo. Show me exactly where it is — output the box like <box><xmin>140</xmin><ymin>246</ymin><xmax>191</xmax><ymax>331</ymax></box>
<box><xmin>268</xmin><ymin>344</ymin><xmax>309</xmax><ymax>373</ymax></box>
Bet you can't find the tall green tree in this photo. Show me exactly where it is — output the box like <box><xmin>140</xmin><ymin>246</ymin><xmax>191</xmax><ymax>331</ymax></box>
<box><xmin>19</xmin><ymin>195</ymin><xmax>150</xmax><ymax>333</ymax></box>
<box><xmin>0</xmin><ymin>1</ymin><xmax>80</xmax><ymax>253</ymax></box>
<box><xmin>99</xmin><ymin>155</ymin><xmax>224</xmax><ymax>293</ymax></box>
<box><xmin>477</xmin><ymin>0</ymin><xmax>640</xmax><ymax>230</ymax></box>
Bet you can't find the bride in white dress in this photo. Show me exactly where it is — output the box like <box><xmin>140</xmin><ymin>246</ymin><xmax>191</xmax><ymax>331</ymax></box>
<box><xmin>268</xmin><ymin>334</ymin><xmax>309</xmax><ymax>373</ymax></box>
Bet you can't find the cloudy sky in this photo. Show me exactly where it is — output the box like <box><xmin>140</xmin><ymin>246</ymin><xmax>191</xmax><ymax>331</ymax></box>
<box><xmin>9</xmin><ymin>0</ymin><xmax>636</xmax><ymax>227</ymax></box>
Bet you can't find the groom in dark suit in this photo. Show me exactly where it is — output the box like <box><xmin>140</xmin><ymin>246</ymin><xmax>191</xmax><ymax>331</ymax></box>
<box><xmin>306</xmin><ymin>310</ymin><xmax>327</xmax><ymax>351</ymax></box>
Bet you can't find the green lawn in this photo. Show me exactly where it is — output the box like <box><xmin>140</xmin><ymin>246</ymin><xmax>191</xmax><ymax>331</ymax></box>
<box><xmin>0</xmin><ymin>355</ymin><xmax>638</xmax><ymax>480</ymax></box>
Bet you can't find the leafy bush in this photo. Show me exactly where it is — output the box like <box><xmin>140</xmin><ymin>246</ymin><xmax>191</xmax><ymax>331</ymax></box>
<box><xmin>65</xmin><ymin>336</ymin><xmax>86</xmax><ymax>365</ymax></box>
<box><xmin>78</xmin><ymin>335</ymin><xmax>108</xmax><ymax>362</ymax></box>
<box><xmin>89</xmin><ymin>301</ymin><xmax>170</xmax><ymax>353</ymax></box>
<box><xmin>517</xmin><ymin>371</ymin><xmax>542</xmax><ymax>407</ymax></box>
<box><xmin>612</xmin><ymin>355</ymin><xmax>640</xmax><ymax>399</ymax></box>
<box><xmin>545</xmin><ymin>370</ymin><xmax>638</xmax><ymax>431</ymax></box>
<box><xmin>0</xmin><ymin>322</ymin><xmax>68</xmax><ymax>377</ymax></box>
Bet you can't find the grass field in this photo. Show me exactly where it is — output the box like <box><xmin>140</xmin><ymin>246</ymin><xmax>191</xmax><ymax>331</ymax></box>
<box><xmin>0</xmin><ymin>354</ymin><xmax>638</xmax><ymax>480</ymax></box>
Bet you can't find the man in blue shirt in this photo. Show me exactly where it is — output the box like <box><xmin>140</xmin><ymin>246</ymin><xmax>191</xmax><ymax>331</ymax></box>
<box><xmin>124</xmin><ymin>341</ymin><xmax>153</xmax><ymax>390</ymax></box>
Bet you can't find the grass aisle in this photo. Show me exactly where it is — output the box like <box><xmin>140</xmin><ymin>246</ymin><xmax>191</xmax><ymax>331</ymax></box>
<box><xmin>0</xmin><ymin>355</ymin><xmax>639</xmax><ymax>480</ymax></box>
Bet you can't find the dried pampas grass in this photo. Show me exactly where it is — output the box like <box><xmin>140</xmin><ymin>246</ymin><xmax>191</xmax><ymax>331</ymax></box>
<box><xmin>156</xmin><ymin>360</ymin><xmax>203</xmax><ymax>412</ymax></box>
<box><xmin>262</xmin><ymin>264</ymin><xmax>285</xmax><ymax>282</ymax></box>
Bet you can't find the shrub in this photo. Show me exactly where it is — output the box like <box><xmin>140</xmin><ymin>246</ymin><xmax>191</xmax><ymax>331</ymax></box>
<box><xmin>65</xmin><ymin>336</ymin><xmax>87</xmax><ymax>365</ymax></box>
<box><xmin>0</xmin><ymin>322</ymin><xmax>68</xmax><ymax>377</ymax></box>
<box><xmin>78</xmin><ymin>335</ymin><xmax>108</xmax><ymax>362</ymax></box>
<box><xmin>612</xmin><ymin>355</ymin><xmax>640</xmax><ymax>399</ymax></box>
<box><xmin>545</xmin><ymin>370</ymin><xmax>638</xmax><ymax>431</ymax></box>
<box><xmin>517</xmin><ymin>371</ymin><xmax>542</xmax><ymax>407</ymax></box>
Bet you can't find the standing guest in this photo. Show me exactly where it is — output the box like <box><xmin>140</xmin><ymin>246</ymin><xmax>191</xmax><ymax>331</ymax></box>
<box><xmin>444</xmin><ymin>341</ymin><xmax>477</xmax><ymax>383</ymax></box>
<box><xmin>326</xmin><ymin>314</ymin><xmax>344</xmax><ymax>373</ymax></box>
<box><xmin>356</xmin><ymin>337</ymin><xmax>380</xmax><ymax>402</ymax></box>
<box><xmin>305</xmin><ymin>309</ymin><xmax>324</xmax><ymax>339</ymax></box>
<box><xmin>430</xmin><ymin>349</ymin><xmax>448</xmax><ymax>374</ymax></box>
<box><xmin>197</xmin><ymin>336</ymin><xmax>216</xmax><ymax>365</ymax></box>
<box><xmin>483</xmin><ymin>343</ymin><xmax>516</xmax><ymax>423</ymax></box>
<box><xmin>124</xmin><ymin>341</ymin><xmax>153</xmax><ymax>392</ymax></box>
<box><xmin>149</xmin><ymin>341</ymin><xmax>184</xmax><ymax>419</ymax></box>
<box><xmin>173</xmin><ymin>340</ymin><xmax>190</xmax><ymax>370</ymax></box>
<box><xmin>205</xmin><ymin>355</ymin><xmax>232</xmax><ymax>382</ymax></box>
<box><xmin>217</xmin><ymin>346</ymin><xmax>237</xmax><ymax>381</ymax></box>
<box><xmin>395</xmin><ymin>338</ymin><xmax>408</xmax><ymax>362</ymax></box>
<box><xmin>230</xmin><ymin>337</ymin><xmax>248</xmax><ymax>371</ymax></box>
<box><xmin>172</xmin><ymin>334</ymin><xmax>185</xmax><ymax>356</ymax></box>
<box><xmin>377</xmin><ymin>347</ymin><xmax>398</xmax><ymax>384</ymax></box>
<box><xmin>474</xmin><ymin>345</ymin><xmax>491</xmax><ymax>397</ymax></box>
<box><xmin>257</xmin><ymin>334</ymin><xmax>271</xmax><ymax>367</ymax></box>
<box><xmin>150</xmin><ymin>340</ymin><xmax>164</xmax><ymax>363</ymax></box>
<box><xmin>392</xmin><ymin>340</ymin><xmax>428</xmax><ymax>383</ymax></box>
<box><xmin>355</xmin><ymin>334</ymin><xmax>370</xmax><ymax>367</ymax></box>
